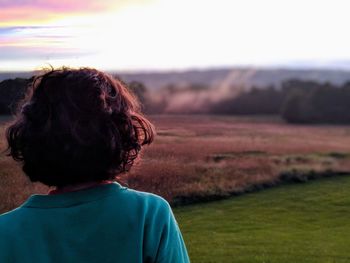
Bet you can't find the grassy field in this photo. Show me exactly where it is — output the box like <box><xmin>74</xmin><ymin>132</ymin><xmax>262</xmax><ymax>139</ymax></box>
<box><xmin>2</xmin><ymin>115</ymin><xmax>350</xmax><ymax>212</ymax></box>
<box><xmin>174</xmin><ymin>175</ymin><xmax>350</xmax><ymax>263</ymax></box>
<box><xmin>1</xmin><ymin>114</ymin><xmax>350</xmax><ymax>262</ymax></box>
<box><xmin>127</xmin><ymin>115</ymin><xmax>350</xmax><ymax>205</ymax></box>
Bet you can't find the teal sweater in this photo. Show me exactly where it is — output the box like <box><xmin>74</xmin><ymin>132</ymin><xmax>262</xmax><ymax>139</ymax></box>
<box><xmin>0</xmin><ymin>183</ymin><xmax>190</xmax><ymax>263</ymax></box>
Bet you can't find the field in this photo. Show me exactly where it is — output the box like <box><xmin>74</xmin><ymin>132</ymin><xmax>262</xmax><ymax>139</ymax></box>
<box><xmin>126</xmin><ymin>115</ymin><xmax>350</xmax><ymax>205</ymax></box>
<box><xmin>1</xmin><ymin>115</ymin><xmax>350</xmax><ymax>262</ymax></box>
<box><xmin>174</xmin><ymin>176</ymin><xmax>350</xmax><ymax>263</ymax></box>
<box><xmin>2</xmin><ymin>115</ymin><xmax>350</xmax><ymax>211</ymax></box>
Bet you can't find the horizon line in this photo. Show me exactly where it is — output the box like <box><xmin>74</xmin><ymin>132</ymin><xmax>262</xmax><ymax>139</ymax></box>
<box><xmin>2</xmin><ymin>64</ymin><xmax>350</xmax><ymax>74</ymax></box>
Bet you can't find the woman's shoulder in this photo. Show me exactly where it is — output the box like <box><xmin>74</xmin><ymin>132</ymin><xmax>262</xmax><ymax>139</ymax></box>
<box><xmin>0</xmin><ymin>206</ymin><xmax>25</xmax><ymax>236</ymax></box>
<box><xmin>113</xmin><ymin>184</ymin><xmax>173</xmax><ymax>220</ymax></box>
<box><xmin>118</xmin><ymin>184</ymin><xmax>170</xmax><ymax>210</ymax></box>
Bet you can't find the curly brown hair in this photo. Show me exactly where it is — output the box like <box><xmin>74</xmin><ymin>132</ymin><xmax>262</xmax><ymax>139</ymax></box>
<box><xmin>6</xmin><ymin>67</ymin><xmax>155</xmax><ymax>187</ymax></box>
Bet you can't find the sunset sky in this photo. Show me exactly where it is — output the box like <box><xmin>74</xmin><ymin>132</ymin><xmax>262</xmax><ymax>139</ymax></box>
<box><xmin>1</xmin><ymin>0</ymin><xmax>350</xmax><ymax>71</ymax></box>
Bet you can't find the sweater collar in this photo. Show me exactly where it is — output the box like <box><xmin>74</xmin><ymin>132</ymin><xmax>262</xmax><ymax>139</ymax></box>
<box><xmin>48</xmin><ymin>181</ymin><xmax>115</xmax><ymax>195</ymax></box>
<box><xmin>21</xmin><ymin>182</ymin><xmax>126</xmax><ymax>209</ymax></box>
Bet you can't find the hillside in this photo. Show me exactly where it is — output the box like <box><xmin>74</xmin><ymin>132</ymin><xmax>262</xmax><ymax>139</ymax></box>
<box><xmin>2</xmin><ymin>67</ymin><xmax>350</xmax><ymax>90</ymax></box>
<box><xmin>117</xmin><ymin>68</ymin><xmax>350</xmax><ymax>90</ymax></box>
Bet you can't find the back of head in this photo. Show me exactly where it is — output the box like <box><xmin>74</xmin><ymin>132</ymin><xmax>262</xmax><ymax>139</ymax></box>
<box><xmin>6</xmin><ymin>67</ymin><xmax>155</xmax><ymax>187</ymax></box>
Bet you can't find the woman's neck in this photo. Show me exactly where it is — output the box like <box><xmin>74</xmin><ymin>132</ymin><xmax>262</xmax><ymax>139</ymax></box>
<box><xmin>49</xmin><ymin>180</ymin><xmax>114</xmax><ymax>195</ymax></box>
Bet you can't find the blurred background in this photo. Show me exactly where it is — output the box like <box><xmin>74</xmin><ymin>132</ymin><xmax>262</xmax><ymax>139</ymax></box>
<box><xmin>1</xmin><ymin>0</ymin><xmax>350</xmax><ymax>121</ymax></box>
<box><xmin>2</xmin><ymin>1</ymin><xmax>350</xmax><ymax>262</ymax></box>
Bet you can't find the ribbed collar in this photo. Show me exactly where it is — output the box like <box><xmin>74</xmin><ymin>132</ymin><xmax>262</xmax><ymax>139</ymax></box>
<box><xmin>21</xmin><ymin>182</ymin><xmax>126</xmax><ymax>209</ymax></box>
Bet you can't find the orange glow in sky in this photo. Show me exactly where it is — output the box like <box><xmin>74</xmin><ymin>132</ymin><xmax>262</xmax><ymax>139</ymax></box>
<box><xmin>1</xmin><ymin>0</ymin><xmax>350</xmax><ymax>71</ymax></box>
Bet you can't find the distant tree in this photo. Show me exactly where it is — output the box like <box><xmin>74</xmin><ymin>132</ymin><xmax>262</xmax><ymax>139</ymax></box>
<box><xmin>309</xmin><ymin>83</ymin><xmax>350</xmax><ymax>123</ymax></box>
<box><xmin>211</xmin><ymin>78</ymin><xmax>350</xmax><ymax>124</ymax></box>
<box><xmin>113</xmin><ymin>75</ymin><xmax>148</xmax><ymax>108</ymax></box>
<box><xmin>127</xmin><ymin>81</ymin><xmax>161</xmax><ymax>114</ymax></box>
<box><xmin>128</xmin><ymin>81</ymin><xmax>147</xmax><ymax>105</ymax></box>
<box><xmin>212</xmin><ymin>85</ymin><xmax>283</xmax><ymax>115</ymax></box>
<box><xmin>281</xmin><ymin>79</ymin><xmax>319</xmax><ymax>94</ymax></box>
<box><xmin>281</xmin><ymin>80</ymin><xmax>350</xmax><ymax>124</ymax></box>
<box><xmin>0</xmin><ymin>78</ymin><xmax>30</xmax><ymax>114</ymax></box>
<box><xmin>280</xmin><ymin>89</ymin><xmax>309</xmax><ymax>123</ymax></box>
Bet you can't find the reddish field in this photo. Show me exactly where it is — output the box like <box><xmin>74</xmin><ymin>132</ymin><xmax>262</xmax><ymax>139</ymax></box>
<box><xmin>1</xmin><ymin>115</ymin><xmax>350</xmax><ymax>212</ymax></box>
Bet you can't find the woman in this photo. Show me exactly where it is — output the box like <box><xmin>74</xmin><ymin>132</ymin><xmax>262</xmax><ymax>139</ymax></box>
<box><xmin>0</xmin><ymin>67</ymin><xmax>190</xmax><ymax>263</ymax></box>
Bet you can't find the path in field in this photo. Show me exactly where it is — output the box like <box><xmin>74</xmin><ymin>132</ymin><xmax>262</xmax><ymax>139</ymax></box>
<box><xmin>174</xmin><ymin>176</ymin><xmax>350</xmax><ymax>263</ymax></box>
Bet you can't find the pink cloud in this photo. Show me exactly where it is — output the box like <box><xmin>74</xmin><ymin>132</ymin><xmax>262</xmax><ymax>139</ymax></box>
<box><xmin>0</xmin><ymin>7</ymin><xmax>61</xmax><ymax>24</ymax></box>
<box><xmin>0</xmin><ymin>0</ymin><xmax>146</xmax><ymax>25</ymax></box>
<box><xmin>0</xmin><ymin>0</ymin><xmax>118</xmax><ymax>12</ymax></box>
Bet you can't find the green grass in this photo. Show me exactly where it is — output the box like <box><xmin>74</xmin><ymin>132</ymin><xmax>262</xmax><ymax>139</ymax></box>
<box><xmin>174</xmin><ymin>176</ymin><xmax>350</xmax><ymax>263</ymax></box>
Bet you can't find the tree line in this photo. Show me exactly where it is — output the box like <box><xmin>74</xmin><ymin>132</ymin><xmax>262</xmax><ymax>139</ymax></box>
<box><xmin>1</xmin><ymin>77</ymin><xmax>350</xmax><ymax>124</ymax></box>
<box><xmin>212</xmin><ymin>79</ymin><xmax>350</xmax><ymax>124</ymax></box>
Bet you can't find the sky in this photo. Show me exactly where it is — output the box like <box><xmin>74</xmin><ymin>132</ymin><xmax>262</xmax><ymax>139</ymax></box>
<box><xmin>1</xmin><ymin>0</ymin><xmax>350</xmax><ymax>71</ymax></box>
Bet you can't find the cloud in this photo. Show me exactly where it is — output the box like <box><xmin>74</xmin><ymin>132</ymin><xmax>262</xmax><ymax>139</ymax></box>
<box><xmin>0</xmin><ymin>25</ymin><xmax>74</xmax><ymax>48</ymax></box>
<box><xmin>0</xmin><ymin>25</ymin><xmax>96</xmax><ymax>63</ymax></box>
<box><xmin>1</xmin><ymin>0</ymin><xmax>118</xmax><ymax>12</ymax></box>
<box><xmin>0</xmin><ymin>26</ymin><xmax>67</xmax><ymax>35</ymax></box>
<box><xmin>0</xmin><ymin>0</ymin><xmax>153</xmax><ymax>26</ymax></box>
<box><xmin>0</xmin><ymin>46</ymin><xmax>93</xmax><ymax>60</ymax></box>
<box><xmin>0</xmin><ymin>0</ymin><xmax>152</xmax><ymax>20</ymax></box>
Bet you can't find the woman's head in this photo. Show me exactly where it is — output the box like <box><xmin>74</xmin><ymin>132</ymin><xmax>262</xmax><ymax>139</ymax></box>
<box><xmin>6</xmin><ymin>67</ymin><xmax>155</xmax><ymax>187</ymax></box>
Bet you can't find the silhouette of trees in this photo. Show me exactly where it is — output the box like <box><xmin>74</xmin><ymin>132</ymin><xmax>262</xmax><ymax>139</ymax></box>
<box><xmin>128</xmin><ymin>81</ymin><xmax>147</xmax><ymax>105</ymax></box>
<box><xmin>0</xmin><ymin>77</ymin><xmax>152</xmax><ymax>115</ymax></box>
<box><xmin>281</xmin><ymin>89</ymin><xmax>309</xmax><ymax>123</ymax></box>
<box><xmin>213</xmin><ymin>78</ymin><xmax>350</xmax><ymax>124</ymax></box>
<box><xmin>281</xmin><ymin>81</ymin><xmax>350</xmax><ymax>123</ymax></box>
<box><xmin>213</xmin><ymin>86</ymin><xmax>283</xmax><ymax>114</ymax></box>
<box><xmin>2</xmin><ymin>76</ymin><xmax>350</xmax><ymax>124</ymax></box>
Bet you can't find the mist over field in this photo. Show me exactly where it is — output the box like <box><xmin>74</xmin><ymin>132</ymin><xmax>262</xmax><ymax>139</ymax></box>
<box><xmin>3</xmin><ymin>67</ymin><xmax>350</xmax><ymax>118</ymax></box>
<box><xmin>119</xmin><ymin>67</ymin><xmax>350</xmax><ymax>90</ymax></box>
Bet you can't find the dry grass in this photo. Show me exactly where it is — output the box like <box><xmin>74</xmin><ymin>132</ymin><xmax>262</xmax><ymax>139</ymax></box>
<box><xmin>1</xmin><ymin>115</ymin><xmax>350</xmax><ymax>213</ymax></box>
<box><xmin>122</xmin><ymin>115</ymin><xmax>350</xmax><ymax>205</ymax></box>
